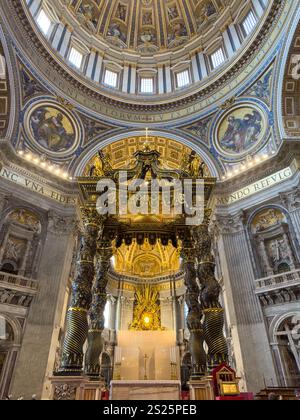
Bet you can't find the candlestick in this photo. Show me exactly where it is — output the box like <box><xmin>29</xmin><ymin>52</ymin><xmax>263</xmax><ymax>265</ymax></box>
<box><xmin>144</xmin><ymin>353</ymin><xmax>149</xmax><ymax>380</ymax></box>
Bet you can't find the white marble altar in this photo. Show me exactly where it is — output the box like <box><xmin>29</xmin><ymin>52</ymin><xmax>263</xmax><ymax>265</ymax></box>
<box><xmin>110</xmin><ymin>380</ymin><xmax>181</xmax><ymax>401</ymax></box>
<box><xmin>115</xmin><ymin>331</ymin><xmax>179</xmax><ymax>380</ymax></box>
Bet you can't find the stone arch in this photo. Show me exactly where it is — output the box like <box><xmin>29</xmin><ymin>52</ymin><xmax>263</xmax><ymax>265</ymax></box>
<box><xmin>0</xmin><ymin>314</ymin><xmax>22</xmax><ymax>345</ymax></box>
<box><xmin>269</xmin><ymin>312</ymin><xmax>300</xmax><ymax>387</ymax></box>
<box><xmin>280</xmin><ymin>15</ymin><xmax>300</xmax><ymax>138</ymax></box>
<box><xmin>0</xmin><ymin>205</ymin><xmax>46</xmax><ymax>234</ymax></box>
<box><xmin>0</xmin><ymin>24</ymin><xmax>19</xmax><ymax>141</ymax></box>
<box><xmin>0</xmin><ymin>315</ymin><xmax>22</xmax><ymax>399</ymax></box>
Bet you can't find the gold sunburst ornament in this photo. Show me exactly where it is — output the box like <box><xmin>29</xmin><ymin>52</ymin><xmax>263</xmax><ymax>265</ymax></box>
<box><xmin>130</xmin><ymin>284</ymin><xmax>164</xmax><ymax>331</ymax></box>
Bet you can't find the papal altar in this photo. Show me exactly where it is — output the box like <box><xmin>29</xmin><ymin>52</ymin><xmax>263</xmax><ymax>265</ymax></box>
<box><xmin>113</xmin><ymin>331</ymin><xmax>180</xmax><ymax>381</ymax></box>
<box><xmin>110</xmin><ymin>380</ymin><xmax>181</xmax><ymax>400</ymax></box>
<box><xmin>109</xmin><ymin>331</ymin><xmax>181</xmax><ymax>400</ymax></box>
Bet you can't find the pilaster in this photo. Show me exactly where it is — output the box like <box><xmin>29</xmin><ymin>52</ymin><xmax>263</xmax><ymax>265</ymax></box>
<box><xmin>11</xmin><ymin>211</ymin><xmax>77</xmax><ymax>400</ymax></box>
<box><xmin>213</xmin><ymin>212</ymin><xmax>278</xmax><ymax>392</ymax></box>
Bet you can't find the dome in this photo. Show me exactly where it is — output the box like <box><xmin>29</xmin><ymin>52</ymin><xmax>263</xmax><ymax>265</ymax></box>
<box><xmin>64</xmin><ymin>0</ymin><xmax>223</xmax><ymax>55</ymax></box>
<box><xmin>22</xmin><ymin>0</ymin><xmax>271</xmax><ymax>101</ymax></box>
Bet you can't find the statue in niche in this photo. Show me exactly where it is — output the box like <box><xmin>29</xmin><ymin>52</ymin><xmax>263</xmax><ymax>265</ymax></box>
<box><xmin>182</xmin><ymin>151</ymin><xmax>205</xmax><ymax>178</ymax></box>
<box><xmin>268</xmin><ymin>238</ymin><xmax>290</xmax><ymax>265</ymax></box>
<box><xmin>90</xmin><ymin>152</ymin><xmax>105</xmax><ymax>177</ymax></box>
<box><xmin>4</xmin><ymin>239</ymin><xmax>25</xmax><ymax>263</ymax></box>
<box><xmin>190</xmin><ymin>155</ymin><xmax>205</xmax><ymax>178</ymax></box>
<box><xmin>89</xmin><ymin>150</ymin><xmax>112</xmax><ymax>177</ymax></box>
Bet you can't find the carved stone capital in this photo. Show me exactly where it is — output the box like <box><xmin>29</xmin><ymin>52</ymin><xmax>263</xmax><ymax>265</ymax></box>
<box><xmin>48</xmin><ymin>211</ymin><xmax>78</xmax><ymax>236</ymax></box>
<box><xmin>0</xmin><ymin>192</ymin><xmax>11</xmax><ymax>215</ymax></box>
<box><xmin>213</xmin><ymin>212</ymin><xmax>245</xmax><ymax>235</ymax></box>
<box><xmin>280</xmin><ymin>187</ymin><xmax>300</xmax><ymax>212</ymax></box>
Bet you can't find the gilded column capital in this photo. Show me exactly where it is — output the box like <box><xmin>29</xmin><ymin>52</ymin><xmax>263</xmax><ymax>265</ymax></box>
<box><xmin>181</xmin><ymin>246</ymin><xmax>197</xmax><ymax>263</ymax></box>
<box><xmin>96</xmin><ymin>244</ymin><xmax>113</xmax><ymax>262</ymax></box>
<box><xmin>80</xmin><ymin>206</ymin><xmax>105</xmax><ymax>228</ymax></box>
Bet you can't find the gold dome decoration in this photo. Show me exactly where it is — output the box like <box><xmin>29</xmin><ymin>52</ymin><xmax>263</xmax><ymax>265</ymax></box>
<box><xmin>114</xmin><ymin>239</ymin><xmax>181</xmax><ymax>278</ymax></box>
<box><xmin>66</xmin><ymin>0</ymin><xmax>224</xmax><ymax>55</ymax></box>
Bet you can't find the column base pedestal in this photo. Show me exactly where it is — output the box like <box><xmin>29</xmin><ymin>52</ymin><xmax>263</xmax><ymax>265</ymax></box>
<box><xmin>50</xmin><ymin>376</ymin><xmax>105</xmax><ymax>400</ymax></box>
<box><xmin>189</xmin><ymin>376</ymin><xmax>215</xmax><ymax>401</ymax></box>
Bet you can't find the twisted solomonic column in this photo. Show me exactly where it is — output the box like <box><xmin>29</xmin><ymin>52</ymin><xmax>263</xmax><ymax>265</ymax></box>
<box><xmin>84</xmin><ymin>242</ymin><xmax>113</xmax><ymax>377</ymax></box>
<box><xmin>181</xmin><ymin>236</ymin><xmax>207</xmax><ymax>379</ymax></box>
<box><xmin>59</xmin><ymin>208</ymin><xmax>104</xmax><ymax>375</ymax></box>
<box><xmin>194</xmin><ymin>211</ymin><xmax>229</xmax><ymax>370</ymax></box>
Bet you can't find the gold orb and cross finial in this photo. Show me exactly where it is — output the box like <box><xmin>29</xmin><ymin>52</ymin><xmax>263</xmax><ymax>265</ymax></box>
<box><xmin>142</xmin><ymin>127</ymin><xmax>152</xmax><ymax>152</ymax></box>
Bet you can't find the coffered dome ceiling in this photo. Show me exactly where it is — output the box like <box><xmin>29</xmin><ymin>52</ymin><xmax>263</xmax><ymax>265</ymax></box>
<box><xmin>7</xmin><ymin>0</ymin><xmax>286</xmax><ymax>123</ymax></box>
<box><xmin>66</xmin><ymin>0</ymin><xmax>225</xmax><ymax>55</ymax></box>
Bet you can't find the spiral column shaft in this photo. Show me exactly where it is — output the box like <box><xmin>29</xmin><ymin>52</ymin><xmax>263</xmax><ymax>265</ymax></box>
<box><xmin>59</xmin><ymin>208</ymin><xmax>103</xmax><ymax>375</ymax></box>
<box><xmin>182</xmin><ymin>236</ymin><xmax>207</xmax><ymax>379</ymax></box>
<box><xmin>194</xmin><ymin>211</ymin><xmax>229</xmax><ymax>371</ymax></box>
<box><xmin>84</xmin><ymin>244</ymin><xmax>113</xmax><ymax>377</ymax></box>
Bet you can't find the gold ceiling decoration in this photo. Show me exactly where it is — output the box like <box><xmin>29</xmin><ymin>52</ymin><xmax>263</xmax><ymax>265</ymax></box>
<box><xmin>114</xmin><ymin>239</ymin><xmax>181</xmax><ymax>278</ymax></box>
<box><xmin>67</xmin><ymin>0</ymin><xmax>225</xmax><ymax>54</ymax></box>
<box><xmin>84</xmin><ymin>135</ymin><xmax>210</xmax><ymax>174</ymax></box>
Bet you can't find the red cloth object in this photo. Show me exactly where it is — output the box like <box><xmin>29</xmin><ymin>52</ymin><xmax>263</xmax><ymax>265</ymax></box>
<box><xmin>181</xmin><ymin>391</ymin><xmax>190</xmax><ymax>400</ymax></box>
<box><xmin>101</xmin><ymin>390</ymin><xmax>109</xmax><ymax>400</ymax></box>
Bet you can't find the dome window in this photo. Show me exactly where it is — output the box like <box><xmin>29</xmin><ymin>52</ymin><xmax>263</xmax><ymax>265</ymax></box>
<box><xmin>211</xmin><ymin>48</ymin><xmax>225</xmax><ymax>70</ymax></box>
<box><xmin>36</xmin><ymin>9</ymin><xmax>52</xmax><ymax>36</ymax></box>
<box><xmin>104</xmin><ymin>69</ymin><xmax>118</xmax><ymax>88</ymax></box>
<box><xmin>176</xmin><ymin>70</ymin><xmax>190</xmax><ymax>88</ymax></box>
<box><xmin>242</xmin><ymin>10</ymin><xmax>258</xmax><ymax>37</ymax></box>
<box><xmin>140</xmin><ymin>78</ymin><xmax>154</xmax><ymax>94</ymax></box>
<box><xmin>68</xmin><ymin>47</ymin><xmax>84</xmax><ymax>70</ymax></box>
